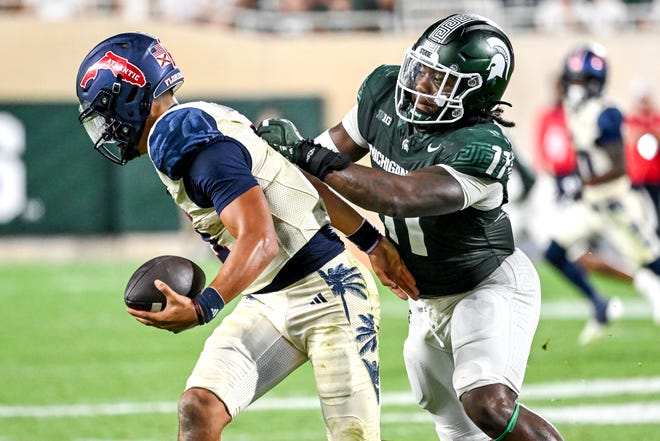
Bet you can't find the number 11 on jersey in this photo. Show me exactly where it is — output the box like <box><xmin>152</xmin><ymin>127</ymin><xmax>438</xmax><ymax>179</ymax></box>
<box><xmin>382</xmin><ymin>216</ymin><xmax>429</xmax><ymax>256</ymax></box>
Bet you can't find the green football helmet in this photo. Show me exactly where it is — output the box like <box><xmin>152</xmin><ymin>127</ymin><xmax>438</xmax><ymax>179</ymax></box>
<box><xmin>395</xmin><ymin>13</ymin><xmax>515</xmax><ymax>126</ymax></box>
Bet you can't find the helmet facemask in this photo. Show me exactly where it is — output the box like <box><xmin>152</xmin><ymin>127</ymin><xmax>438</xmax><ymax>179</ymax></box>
<box><xmin>395</xmin><ymin>48</ymin><xmax>483</xmax><ymax>126</ymax></box>
<box><xmin>563</xmin><ymin>83</ymin><xmax>589</xmax><ymax>109</ymax></box>
<box><xmin>78</xmin><ymin>79</ymin><xmax>151</xmax><ymax>165</ymax></box>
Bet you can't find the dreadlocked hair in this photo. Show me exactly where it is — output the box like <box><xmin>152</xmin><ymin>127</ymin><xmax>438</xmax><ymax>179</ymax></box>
<box><xmin>464</xmin><ymin>101</ymin><xmax>515</xmax><ymax>128</ymax></box>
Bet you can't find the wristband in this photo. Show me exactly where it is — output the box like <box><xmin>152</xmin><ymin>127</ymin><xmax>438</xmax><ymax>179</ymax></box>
<box><xmin>347</xmin><ymin>219</ymin><xmax>383</xmax><ymax>254</ymax></box>
<box><xmin>297</xmin><ymin>140</ymin><xmax>351</xmax><ymax>181</ymax></box>
<box><xmin>193</xmin><ymin>287</ymin><xmax>225</xmax><ymax>324</ymax></box>
<box><xmin>493</xmin><ymin>402</ymin><xmax>520</xmax><ymax>441</ymax></box>
<box><xmin>192</xmin><ymin>299</ymin><xmax>204</xmax><ymax>325</ymax></box>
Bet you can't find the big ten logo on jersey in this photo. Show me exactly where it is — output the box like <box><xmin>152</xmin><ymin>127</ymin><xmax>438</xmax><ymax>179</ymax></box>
<box><xmin>0</xmin><ymin>112</ymin><xmax>43</xmax><ymax>225</ymax></box>
<box><xmin>376</xmin><ymin>109</ymin><xmax>393</xmax><ymax>127</ymax></box>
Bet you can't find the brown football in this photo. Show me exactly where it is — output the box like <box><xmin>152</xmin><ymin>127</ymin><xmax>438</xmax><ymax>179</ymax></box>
<box><xmin>124</xmin><ymin>255</ymin><xmax>206</xmax><ymax>312</ymax></box>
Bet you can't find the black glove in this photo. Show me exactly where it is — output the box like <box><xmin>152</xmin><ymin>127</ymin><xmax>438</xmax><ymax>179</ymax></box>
<box><xmin>256</xmin><ymin>118</ymin><xmax>351</xmax><ymax>180</ymax></box>
<box><xmin>294</xmin><ymin>139</ymin><xmax>351</xmax><ymax>180</ymax></box>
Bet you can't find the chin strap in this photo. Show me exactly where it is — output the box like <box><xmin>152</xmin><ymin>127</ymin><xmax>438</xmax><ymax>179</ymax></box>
<box><xmin>120</xmin><ymin>143</ymin><xmax>141</xmax><ymax>163</ymax></box>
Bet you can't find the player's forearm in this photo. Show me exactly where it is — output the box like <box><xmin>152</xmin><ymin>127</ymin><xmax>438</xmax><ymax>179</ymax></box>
<box><xmin>583</xmin><ymin>152</ymin><xmax>626</xmax><ymax>185</ymax></box>
<box><xmin>304</xmin><ymin>170</ymin><xmax>365</xmax><ymax>235</ymax></box>
<box><xmin>583</xmin><ymin>170</ymin><xmax>625</xmax><ymax>186</ymax></box>
<box><xmin>209</xmin><ymin>236</ymin><xmax>279</xmax><ymax>304</ymax></box>
<box><xmin>324</xmin><ymin>164</ymin><xmax>464</xmax><ymax>218</ymax></box>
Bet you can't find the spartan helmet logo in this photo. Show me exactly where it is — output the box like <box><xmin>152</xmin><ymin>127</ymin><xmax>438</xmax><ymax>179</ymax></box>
<box><xmin>485</xmin><ymin>37</ymin><xmax>512</xmax><ymax>82</ymax></box>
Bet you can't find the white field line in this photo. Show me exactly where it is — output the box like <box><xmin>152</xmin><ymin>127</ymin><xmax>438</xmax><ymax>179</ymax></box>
<box><xmin>382</xmin><ymin>402</ymin><xmax>660</xmax><ymax>425</ymax></box>
<box><xmin>380</xmin><ymin>298</ymin><xmax>654</xmax><ymax>320</ymax></box>
<box><xmin>521</xmin><ymin>376</ymin><xmax>660</xmax><ymax>400</ymax></box>
<box><xmin>540</xmin><ymin>299</ymin><xmax>652</xmax><ymax>320</ymax></box>
<box><xmin>372</xmin><ymin>376</ymin><xmax>660</xmax><ymax>406</ymax></box>
<box><xmin>3</xmin><ymin>377</ymin><xmax>660</xmax><ymax>424</ymax></box>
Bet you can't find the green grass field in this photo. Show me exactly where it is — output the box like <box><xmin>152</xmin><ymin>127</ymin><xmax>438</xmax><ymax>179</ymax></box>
<box><xmin>1</xmin><ymin>257</ymin><xmax>659</xmax><ymax>441</ymax></box>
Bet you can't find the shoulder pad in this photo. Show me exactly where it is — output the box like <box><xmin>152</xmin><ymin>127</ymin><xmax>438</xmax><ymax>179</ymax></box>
<box><xmin>447</xmin><ymin>124</ymin><xmax>514</xmax><ymax>181</ymax></box>
<box><xmin>149</xmin><ymin>106</ymin><xmax>222</xmax><ymax>179</ymax></box>
<box><xmin>357</xmin><ymin>64</ymin><xmax>399</xmax><ymax>104</ymax></box>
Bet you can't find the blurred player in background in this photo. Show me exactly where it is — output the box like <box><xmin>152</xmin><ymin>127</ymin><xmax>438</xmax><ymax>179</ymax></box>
<box><xmin>534</xmin><ymin>74</ymin><xmax>580</xmax><ymax>203</ymax></box>
<box><xmin>542</xmin><ymin>43</ymin><xmax>660</xmax><ymax>345</ymax></box>
<box><xmin>528</xmin><ymin>73</ymin><xmax>632</xmax><ymax>280</ymax></box>
<box><xmin>516</xmin><ymin>73</ymin><xmax>580</xmax><ymax>258</ymax></box>
<box><xmin>625</xmin><ymin>76</ymin><xmax>660</xmax><ymax>235</ymax></box>
<box><xmin>75</xmin><ymin>32</ymin><xmax>417</xmax><ymax>441</ymax></box>
<box><xmin>259</xmin><ymin>13</ymin><xmax>564</xmax><ymax>441</ymax></box>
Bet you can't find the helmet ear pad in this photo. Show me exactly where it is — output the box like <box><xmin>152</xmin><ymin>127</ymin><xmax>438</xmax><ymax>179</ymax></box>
<box><xmin>137</xmin><ymin>85</ymin><xmax>154</xmax><ymax>116</ymax></box>
<box><xmin>586</xmin><ymin>78</ymin><xmax>604</xmax><ymax>97</ymax></box>
<box><xmin>122</xmin><ymin>83</ymin><xmax>154</xmax><ymax>161</ymax></box>
<box><xmin>114</xmin><ymin>82</ymin><xmax>154</xmax><ymax>162</ymax></box>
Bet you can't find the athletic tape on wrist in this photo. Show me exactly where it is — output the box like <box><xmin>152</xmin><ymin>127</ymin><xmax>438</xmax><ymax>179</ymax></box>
<box><xmin>194</xmin><ymin>286</ymin><xmax>225</xmax><ymax>324</ymax></box>
<box><xmin>347</xmin><ymin>219</ymin><xmax>383</xmax><ymax>254</ymax></box>
<box><xmin>314</xmin><ymin>130</ymin><xmax>339</xmax><ymax>152</ymax></box>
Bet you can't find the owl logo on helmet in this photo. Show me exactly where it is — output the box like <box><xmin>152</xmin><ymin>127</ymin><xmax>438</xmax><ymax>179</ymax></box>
<box><xmin>76</xmin><ymin>32</ymin><xmax>184</xmax><ymax>165</ymax></box>
<box><xmin>395</xmin><ymin>14</ymin><xmax>515</xmax><ymax>126</ymax></box>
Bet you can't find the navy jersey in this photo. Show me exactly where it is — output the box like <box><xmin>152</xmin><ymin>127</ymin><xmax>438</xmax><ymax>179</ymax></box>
<box><xmin>148</xmin><ymin>102</ymin><xmax>343</xmax><ymax>294</ymax></box>
<box><xmin>355</xmin><ymin>65</ymin><xmax>515</xmax><ymax>296</ymax></box>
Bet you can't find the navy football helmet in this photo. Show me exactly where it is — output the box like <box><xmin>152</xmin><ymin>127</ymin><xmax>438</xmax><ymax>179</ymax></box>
<box><xmin>395</xmin><ymin>13</ymin><xmax>514</xmax><ymax>126</ymax></box>
<box><xmin>76</xmin><ymin>32</ymin><xmax>184</xmax><ymax>165</ymax></box>
<box><xmin>561</xmin><ymin>43</ymin><xmax>607</xmax><ymax>107</ymax></box>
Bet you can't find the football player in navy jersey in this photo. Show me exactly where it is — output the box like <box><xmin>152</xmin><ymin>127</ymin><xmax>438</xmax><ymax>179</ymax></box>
<box><xmin>76</xmin><ymin>32</ymin><xmax>417</xmax><ymax>441</ymax></box>
<box><xmin>541</xmin><ymin>43</ymin><xmax>660</xmax><ymax>344</ymax></box>
<box><xmin>259</xmin><ymin>13</ymin><xmax>564</xmax><ymax>441</ymax></box>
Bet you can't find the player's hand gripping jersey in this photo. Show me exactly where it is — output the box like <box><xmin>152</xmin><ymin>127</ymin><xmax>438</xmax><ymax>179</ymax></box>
<box><xmin>353</xmin><ymin>65</ymin><xmax>515</xmax><ymax>296</ymax></box>
<box><xmin>148</xmin><ymin>101</ymin><xmax>344</xmax><ymax>294</ymax></box>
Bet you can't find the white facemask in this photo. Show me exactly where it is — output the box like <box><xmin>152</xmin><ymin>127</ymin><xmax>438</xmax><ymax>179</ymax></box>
<box><xmin>565</xmin><ymin>84</ymin><xmax>587</xmax><ymax>108</ymax></box>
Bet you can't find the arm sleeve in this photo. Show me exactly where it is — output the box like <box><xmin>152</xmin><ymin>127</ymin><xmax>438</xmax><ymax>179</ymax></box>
<box><xmin>439</xmin><ymin>164</ymin><xmax>504</xmax><ymax>211</ymax></box>
<box><xmin>340</xmin><ymin>105</ymin><xmax>369</xmax><ymax>149</ymax></box>
<box><xmin>185</xmin><ymin>139</ymin><xmax>258</xmax><ymax>214</ymax></box>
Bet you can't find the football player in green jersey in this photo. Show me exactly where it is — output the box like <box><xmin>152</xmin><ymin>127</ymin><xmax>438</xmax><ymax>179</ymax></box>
<box><xmin>258</xmin><ymin>13</ymin><xmax>564</xmax><ymax>441</ymax></box>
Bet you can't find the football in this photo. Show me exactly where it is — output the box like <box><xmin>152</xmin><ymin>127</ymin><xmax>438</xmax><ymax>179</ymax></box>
<box><xmin>124</xmin><ymin>255</ymin><xmax>206</xmax><ymax>312</ymax></box>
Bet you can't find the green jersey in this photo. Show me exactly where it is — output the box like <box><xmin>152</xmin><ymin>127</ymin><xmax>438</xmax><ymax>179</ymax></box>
<box><xmin>355</xmin><ymin>65</ymin><xmax>516</xmax><ymax>297</ymax></box>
